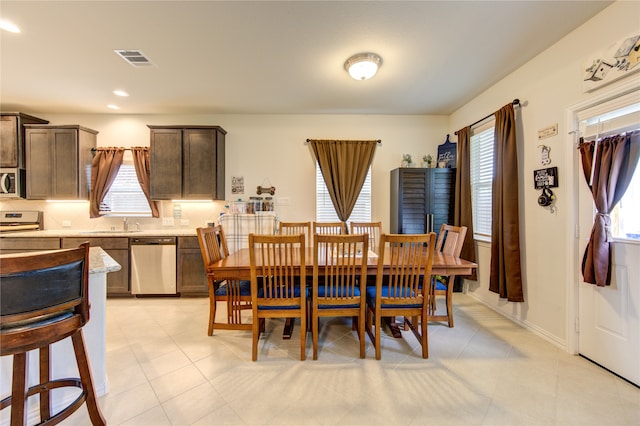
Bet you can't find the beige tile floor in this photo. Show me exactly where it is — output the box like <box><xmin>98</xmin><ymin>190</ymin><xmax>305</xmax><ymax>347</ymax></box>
<box><xmin>54</xmin><ymin>294</ymin><xmax>640</xmax><ymax>425</ymax></box>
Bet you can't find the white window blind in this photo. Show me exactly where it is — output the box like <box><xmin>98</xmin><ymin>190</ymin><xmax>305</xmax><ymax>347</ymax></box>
<box><xmin>470</xmin><ymin>122</ymin><xmax>495</xmax><ymax>240</ymax></box>
<box><xmin>99</xmin><ymin>152</ymin><xmax>152</xmax><ymax>216</ymax></box>
<box><xmin>315</xmin><ymin>163</ymin><xmax>371</xmax><ymax>224</ymax></box>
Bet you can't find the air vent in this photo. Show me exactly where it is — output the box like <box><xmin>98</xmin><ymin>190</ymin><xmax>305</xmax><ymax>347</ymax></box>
<box><xmin>114</xmin><ymin>50</ymin><xmax>154</xmax><ymax>67</ymax></box>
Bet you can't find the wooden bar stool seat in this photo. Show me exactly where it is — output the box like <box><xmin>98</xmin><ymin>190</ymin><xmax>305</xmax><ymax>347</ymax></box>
<box><xmin>0</xmin><ymin>243</ymin><xmax>106</xmax><ymax>426</ymax></box>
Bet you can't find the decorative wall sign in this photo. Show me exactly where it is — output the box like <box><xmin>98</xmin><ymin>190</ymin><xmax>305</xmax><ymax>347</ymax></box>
<box><xmin>231</xmin><ymin>176</ymin><xmax>244</xmax><ymax>194</ymax></box>
<box><xmin>538</xmin><ymin>145</ymin><xmax>551</xmax><ymax>166</ymax></box>
<box><xmin>533</xmin><ymin>167</ymin><xmax>558</xmax><ymax>189</ymax></box>
<box><xmin>436</xmin><ymin>134</ymin><xmax>457</xmax><ymax>168</ymax></box>
<box><xmin>582</xmin><ymin>32</ymin><xmax>640</xmax><ymax>92</ymax></box>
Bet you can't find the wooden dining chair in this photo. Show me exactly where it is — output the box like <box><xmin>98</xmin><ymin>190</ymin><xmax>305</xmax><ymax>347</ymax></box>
<box><xmin>197</xmin><ymin>226</ymin><xmax>252</xmax><ymax>335</ymax></box>
<box><xmin>311</xmin><ymin>233</ymin><xmax>369</xmax><ymax>359</ymax></box>
<box><xmin>430</xmin><ymin>224</ymin><xmax>468</xmax><ymax>327</ymax></box>
<box><xmin>249</xmin><ymin>233</ymin><xmax>307</xmax><ymax>361</ymax></box>
<box><xmin>350</xmin><ymin>221</ymin><xmax>382</xmax><ymax>254</ymax></box>
<box><xmin>0</xmin><ymin>243</ymin><xmax>106</xmax><ymax>426</ymax></box>
<box><xmin>365</xmin><ymin>232</ymin><xmax>436</xmax><ymax>359</ymax></box>
<box><xmin>313</xmin><ymin>221</ymin><xmax>346</xmax><ymax>238</ymax></box>
<box><xmin>279</xmin><ymin>221</ymin><xmax>312</xmax><ymax>247</ymax></box>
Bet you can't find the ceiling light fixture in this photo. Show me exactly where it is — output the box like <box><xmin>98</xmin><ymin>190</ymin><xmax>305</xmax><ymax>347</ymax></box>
<box><xmin>113</xmin><ymin>90</ymin><xmax>129</xmax><ymax>97</ymax></box>
<box><xmin>0</xmin><ymin>20</ymin><xmax>20</xmax><ymax>33</ymax></box>
<box><xmin>344</xmin><ymin>52</ymin><xmax>382</xmax><ymax>81</ymax></box>
<box><xmin>107</xmin><ymin>104</ymin><xmax>120</xmax><ymax>110</ymax></box>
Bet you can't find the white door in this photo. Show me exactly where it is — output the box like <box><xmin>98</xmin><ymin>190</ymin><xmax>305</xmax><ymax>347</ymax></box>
<box><xmin>576</xmin><ymin>97</ymin><xmax>640</xmax><ymax>386</ymax></box>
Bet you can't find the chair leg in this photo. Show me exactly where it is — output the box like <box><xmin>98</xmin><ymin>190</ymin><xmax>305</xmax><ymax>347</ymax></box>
<box><xmin>300</xmin><ymin>312</ymin><xmax>307</xmax><ymax>361</ymax></box>
<box><xmin>71</xmin><ymin>330</ymin><xmax>106</xmax><ymax>426</ymax></box>
<box><xmin>312</xmin><ymin>312</ymin><xmax>319</xmax><ymax>360</ymax></box>
<box><xmin>10</xmin><ymin>352</ymin><xmax>28</xmax><ymax>426</ymax></box>
<box><xmin>208</xmin><ymin>295</ymin><xmax>217</xmax><ymax>336</ymax></box>
<box><xmin>446</xmin><ymin>281</ymin><xmax>454</xmax><ymax>328</ymax></box>
<box><xmin>39</xmin><ymin>346</ymin><xmax>51</xmax><ymax>422</ymax></box>
<box><xmin>252</xmin><ymin>316</ymin><xmax>260</xmax><ymax>361</ymax></box>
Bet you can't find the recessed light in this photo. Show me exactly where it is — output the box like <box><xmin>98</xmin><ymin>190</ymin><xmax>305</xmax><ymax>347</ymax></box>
<box><xmin>113</xmin><ymin>90</ymin><xmax>129</xmax><ymax>97</ymax></box>
<box><xmin>0</xmin><ymin>20</ymin><xmax>20</xmax><ymax>33</ymax></box>
<box><xmin>107</xmin><ymin>104</ymin><xmax>120</xmax><ymax>110</ymax></box>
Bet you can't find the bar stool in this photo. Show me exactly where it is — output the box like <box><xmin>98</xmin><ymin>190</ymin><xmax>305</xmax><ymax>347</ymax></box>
<box><xmin>0</xmin><ymin>243</ymin><xmax>106</xmax><ymax>425</ymax></box>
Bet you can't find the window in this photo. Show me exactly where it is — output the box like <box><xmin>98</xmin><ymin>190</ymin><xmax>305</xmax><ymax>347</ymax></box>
<box><xmin>315</xmin><ymin>163</ymin><xmax>371</xmax><ymax>224</ymax></box>
<box><xmin>579</xmin><ymin>92</ymin><xmax>640</xmax><ymax>240</ymax></box>
<box><xmin>99</xmin><ymin>152</ymin><xmax>151</xmax><ymax>216</ymax></box>
<box><xmin>470</xmin><ymin>121</ymin><xmax>495</xmax><ymax>240</ymax></box>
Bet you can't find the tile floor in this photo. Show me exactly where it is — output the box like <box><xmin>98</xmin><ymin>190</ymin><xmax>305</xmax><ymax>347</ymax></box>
<box><xmin>58</xmin><ymin>294</ymin><xmax>640</xmax><ymax>425</ymax></box>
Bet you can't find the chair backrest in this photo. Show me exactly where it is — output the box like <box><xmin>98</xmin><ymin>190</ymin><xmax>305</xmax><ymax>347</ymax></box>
<box><xmin>313</xmin><ymin>233</ymin><xmax>369</xmax><ymax>305</ymax></box>
<box><xmin>313</xmin><ymin>221</ymin><xmax>346</xmax><ymax>236</ymax></box>
<box><xmin>249</xmin><ymin>233</ymin><xmax>306</xmax><ymax>305</ymax></box>
<box><xmin>1</xmin><ymin>242</ymin><xmax>90</xmax><ymax>353</ymax></box>
<box><xmin>350</xmin><ymin>221</ymin><xmax>382</xmax><ymax>254</ymax></box>
<box><xmin>196</xmin><ymin>225</ymin><xmax>229</xmax><ymax>272</ymax></box>
<box><xmin>376</xmin><ymin>233</ymin><xmax>436</xmax><ymax>306</ymax></box>
<box><xmin>435</xmin><ymin>224</ymin><xmax>468</xmax><ymax>257</ymax></box>
<box><xmin>279</xmin><ymin>221</ymin><xmax>312</xmax><ymax>246</ymax></box>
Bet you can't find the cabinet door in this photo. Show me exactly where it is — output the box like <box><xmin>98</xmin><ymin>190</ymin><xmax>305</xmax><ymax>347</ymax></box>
<box><xmin>150</xmin><ymin>128</ymin><xmax>182</xmax><ymax>199</ymax></box>
<box><xmin>51</xmin><ymin>128</ymin><xmax>79</xmax><ymax>199</ymax></box>
<box><xmin>0</xmin><ymin>115</ymin><xmax>18</xmax><ymax>168</ymax></box>
<box><xmin>25</xmin><ymin>128</ymin><xmax>54</xmax><ymax>199</ymax></box>
<box><xmin>177</xmin><ymin>250</ymin><xmax>208</xmax><ymax>295</ymax></box>
<box><xmin>183</xmin><ymin>129</ymin><xmax>217</xmax><ymax>199</ymax></box>
<box><xmin>427</xmin><ymin>169</ymin><xmax>456</xmax><ymax>238</ymax></box>
<box><xmin>391</xmin><ymin>168</ymin><xmax>428</xmax><ymax>234</ymax></box>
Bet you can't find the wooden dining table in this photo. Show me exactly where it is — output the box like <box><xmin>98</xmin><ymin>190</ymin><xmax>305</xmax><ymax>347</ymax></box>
<box><xmin>210</xmin><ymin>247</ymin><xmax>478</xmax><ymax>338</ymax></box>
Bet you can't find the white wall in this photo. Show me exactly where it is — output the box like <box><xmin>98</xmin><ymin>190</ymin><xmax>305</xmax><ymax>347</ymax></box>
<box><xmin>0</xmin><ymin>114</ymin><xmax>448</xmax><ymax>231</ymax></box>
<box><xmin>449</xmin><ymin>1</ymin><xmax>639</xmax><ymax>346</ymax></box>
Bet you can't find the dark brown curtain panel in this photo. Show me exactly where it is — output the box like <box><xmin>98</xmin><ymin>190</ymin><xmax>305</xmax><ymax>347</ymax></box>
<box><xmin>131</xmin><ymin>147</ymin><xmax>160</xmax><ymax>218</ymax></box>
<box><xmin>89</xmin><ymin>147</ymin><xmax>125</xmax><ymax>218</ymax></box>
<box><xmin>454</xmin><ymin>126</ymin><xmax>477</xmax><ymax>280</ymax></box>
<box><xmin>489</xmin><ymin>103</ymin><xmax>524</xmax><ymax>302</ymax></box>
<box><xmin>309</xmin><ymin>139</ymin><xmax>377</xmax><ymax>226</ymax></box>
<box><xmin>578</xmin><ymin>130</ymin><xmax>640</xmax><ymax>286</ymax></box>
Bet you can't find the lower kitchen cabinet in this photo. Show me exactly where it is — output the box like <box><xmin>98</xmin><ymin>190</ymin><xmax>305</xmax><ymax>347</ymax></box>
<box><xmin>177</xmin><ymin>236</ymin><xmax>208</xmax><ymax>296</ymax></box>
<box><xmin>0</xmin><ymin>237</ymin><xmax>61</xmax><ymax>253</ymax></box>
<box><xmin>62</xmin><ymin>237</ymin><xmax>130</xmax><ymax>297</ymax></box>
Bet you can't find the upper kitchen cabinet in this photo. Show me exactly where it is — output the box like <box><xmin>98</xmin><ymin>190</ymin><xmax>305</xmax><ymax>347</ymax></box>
<box><xmin>24</xmin><ymin>125</ymin><xmax>97</xmax><ymax>200</ymax></box>
<box><xmin>148</xmin><ymin>125</ymin><xmax>226</xmax><ymax>200</ymax></box>
<box><xmin>0</xmin><ymin>112</ymin><xmax>49</xmax><ymax>168</ymax></box>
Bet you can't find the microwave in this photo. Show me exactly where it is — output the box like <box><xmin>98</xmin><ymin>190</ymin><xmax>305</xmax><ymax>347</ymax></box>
<box><xmin>0</xmin><ymin>168</ymin><xmax>25</xmax><ymax>198</ymax></box>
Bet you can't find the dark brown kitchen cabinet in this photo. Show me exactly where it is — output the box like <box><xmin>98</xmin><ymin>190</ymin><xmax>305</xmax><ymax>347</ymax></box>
<box><xmin>62</xmin><ymin>237</ymin><xmax>130</xmax><ymax>297</ymax></box>
<box><xmin>0</xmin><ymin>237</ymin><xmax>61</xmax><ymax>254</ymax></box>
<box><xmin>177</xmin><ymin>236</ymin><xmax>208</xmax><ymax>296</ymax></box>
<box><xmin>148</xmin><ymin>125</ymin><xmax>226</xmax><ymax>200</ymax></box>
<box><xmin>1</xmin><ymin>113</ymin><xmax>49</xmax><ymax>168</ymax></box>
<box><xmin>24</xmin><ymin>125</ymin><xmax>97</xmax><ymax>199</ymax></box>
<box><xmin>390</xmin><ymin>167</ymin><xmax>456</xmax><ymax>238</ymax></box>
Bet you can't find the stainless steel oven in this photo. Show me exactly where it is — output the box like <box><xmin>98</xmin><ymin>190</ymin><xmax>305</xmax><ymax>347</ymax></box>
<box><xmin>0</xmin><ymin>168</ymin><xmax>25</xmax><ymax>198</ymax></box>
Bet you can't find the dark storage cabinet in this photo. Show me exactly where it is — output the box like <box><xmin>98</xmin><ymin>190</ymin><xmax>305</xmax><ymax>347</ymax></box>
<box><xmin>24</xmin><ymin>125</ymin><xmax>97</xmax><ymax>200</ymax></box>
<box><xmin>390</xmin><ymin>167</ymin><xmax>456</xmax><ymax>237</ymax></box>
<box><xmin>177</xmin><ymin>236</ymin><xmax>208</xmax><ymax>296</ymax></box>
<box><xmin>1</xmin><ymin>113</ymin><xmax>49</xmax><ymax>169</ymax></box>
<box><xmin>148</xmin><ymin>125</ymin><xmax>226</xmax><ymax>200</ymax></box>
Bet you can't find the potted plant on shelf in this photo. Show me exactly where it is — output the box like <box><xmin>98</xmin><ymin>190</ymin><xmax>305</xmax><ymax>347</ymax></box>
<box><xmin>422</xmin><ymin>154</ymin><xmax>433</xmax><ymax>168</ymax></box>
<box><xmin>401</xmin><ymin>154</ymin><xmax>413</xmax><ymax>168</ymax></box>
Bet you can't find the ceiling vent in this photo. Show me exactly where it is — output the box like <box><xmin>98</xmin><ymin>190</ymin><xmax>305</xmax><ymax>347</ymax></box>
<box><xmin>114</xmin><ymin>50</ymin><xmax>154</xmax><ymax>67</ymax></box>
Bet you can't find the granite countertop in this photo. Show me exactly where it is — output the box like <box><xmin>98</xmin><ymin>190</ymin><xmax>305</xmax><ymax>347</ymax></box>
<box><xmin>90</xmin><ymin>246</ymin><xmax>122</xmax><ymax>274</ymax></box>
<box><xmin>1</xmin><ymin>228</ymin><xmax>198</xmax><ymax>238</ymax></box>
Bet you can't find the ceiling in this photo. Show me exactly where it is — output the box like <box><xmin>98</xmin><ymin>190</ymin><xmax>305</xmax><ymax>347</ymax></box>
<box><xmin>0</xmin><ymin>1</ymin><xmax>613</xmax><ymax>116</ymax></box>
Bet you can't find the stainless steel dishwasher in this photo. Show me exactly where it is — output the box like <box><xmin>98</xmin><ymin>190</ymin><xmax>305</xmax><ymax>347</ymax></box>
<box><xmin>130</xmin><ymin>237</ymin><xmax>177</xmax><ymax>295</ymax></box>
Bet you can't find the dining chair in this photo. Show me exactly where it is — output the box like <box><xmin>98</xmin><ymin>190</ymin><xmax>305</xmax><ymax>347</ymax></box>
<box><xmin>430</xmin><ymin>224</ymin><xmax>468</xmax><ymax>327</ymax></box>
<box><xmin>311</xmin><ymin>233</ymin><xmax>369</xmax><ymax>359</ymax></box>
<box><xmin>365</xmin><ymin>232</ymin><xmax>436</xmax><ymax>360</ymax></box>
<box><xmin>279</xmin><ymin>221</ymin><xmax>312</xmax><ymax>247</ymax></box>
<box><xmin>313</xmin><ymin>221</ymin><xmax>346</xmax><ymax>238</ymax></box>
<box><xmin>197</xmin><ymin>226</ymin><xmax>252</xmax><ymax>335</ymax></box>
<box><xmin>0</xmin><ymin>243</ymin><xmax>106</xmax><ymax>426</ymax></box>
<box><xmin>249</xmin><ymin>233</ymin><xmax>307</xmax><ymax>361</ymax></box>
<box><xmin>350</xmin><ymin>221</ymin><xmax>382</xmax><ymax>254</ymax></box>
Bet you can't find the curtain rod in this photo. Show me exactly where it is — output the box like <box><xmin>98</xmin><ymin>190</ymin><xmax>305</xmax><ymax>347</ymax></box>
<box><xmin>454</xmin><ymin>99</ymin><xmax>520</xmax><ymax>135</ymax></box>
<box><xmin>305</xmin><ymin>139</ymin><xmax>382</xmax><ymax>144</ymax></box>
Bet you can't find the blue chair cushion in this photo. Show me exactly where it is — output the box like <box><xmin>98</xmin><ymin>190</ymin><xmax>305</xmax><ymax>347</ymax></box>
<box><xmin>257</xmin><ymin>284</ymin><xmax>302</xmax><ymax>310</ymax></box>
<box><xmin>214</xmin><ymin>280</ymin><xmax>252</xmax><ymax>297</ymax></box>
<box><xmin>365</xmin><ymin>286</ymin><xmax>421</xmax><ymax>309</ymax></box>
<box><xmin>435</xmin><ymin>281</ymin><xmax>447</xmax><ymax>291</ymax></box>
<box><xmin>316</xmin><ymin>286</ymin><xmax>361</xmax><ymax>309</ymax></box>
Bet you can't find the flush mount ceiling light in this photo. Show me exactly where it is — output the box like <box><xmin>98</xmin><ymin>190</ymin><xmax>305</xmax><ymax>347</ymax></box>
<box><xmin>344</xmin><ymin>52</ymin><xmax>382</xmax><ymax>81</ymax></box>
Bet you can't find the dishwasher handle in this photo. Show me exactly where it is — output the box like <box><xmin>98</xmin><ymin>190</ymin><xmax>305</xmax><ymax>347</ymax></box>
<box><xmin>130</xmin><ymin>237</ymin><xmax>177</xmax><ymax>245</ymax></box>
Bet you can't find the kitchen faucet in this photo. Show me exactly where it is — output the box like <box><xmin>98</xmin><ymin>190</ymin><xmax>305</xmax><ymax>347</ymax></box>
<box><xmin>123</xmin><ymin>217</ymin><xmax>129</xmax><ymax>231</ymax></box>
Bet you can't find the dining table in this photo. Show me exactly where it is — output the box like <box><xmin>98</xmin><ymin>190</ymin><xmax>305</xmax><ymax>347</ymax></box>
<box><xmin>209</xmin><ymin>246</ymin><xmax>478</xmax><ymax>338</ymax></box>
